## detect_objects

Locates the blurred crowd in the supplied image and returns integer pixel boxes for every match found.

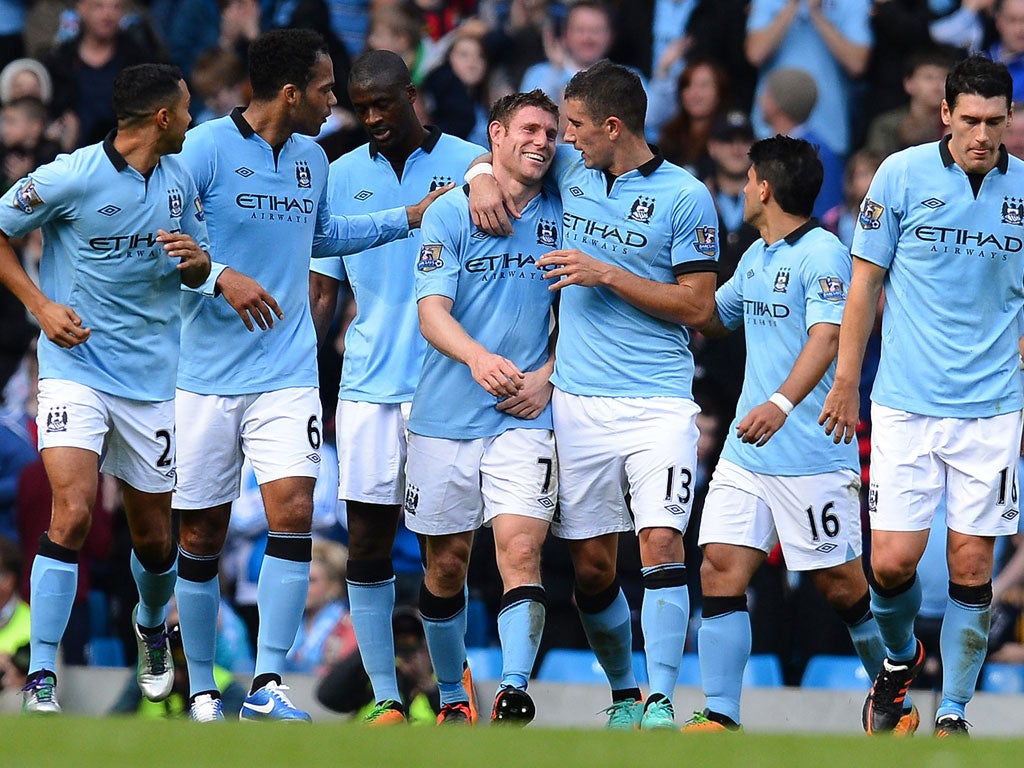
[2,0,1024,712]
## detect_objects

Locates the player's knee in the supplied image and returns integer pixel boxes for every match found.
[637,526,683,565]
[132,535,175,570]
[47,507,92,551]
[427,547,470,591]
[573,558,616,595]
[870,557,917,590]
[497,533,542,575]
[178,510,229,554]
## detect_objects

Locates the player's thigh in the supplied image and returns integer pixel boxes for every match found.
[174,390,247,509]
[698,459,779,555]
[943,410,1023,537]
[36,379,105,510]
[104,395,177,494]
[242,387,323,486]
[869,404,945,532]
[336,399,409,505]
[761,467,863,572]
[625,396,701,535]
[550,389,631,540]
[480,428,557,524]
[404,433,484,536]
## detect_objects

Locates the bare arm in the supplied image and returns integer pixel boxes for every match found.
[418,294,524,399]
[537,248,717,326]
[214,267,283,332]
[745,0,800,67]
[808,0,870,77]
[0,229,90,347]
[819,257,886,443]
[157,229,211,289]
[309,272,340,349]
[700,305,731,339]
[737,321,839,447]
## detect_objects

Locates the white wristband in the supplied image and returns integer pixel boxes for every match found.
[464,162,493,183]
[768,392,795,417]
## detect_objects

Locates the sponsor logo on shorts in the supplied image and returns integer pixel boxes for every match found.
[417,243,444,272]
[815,542,838,553]
[773,267,790,293]
[404,485,420,515]
[858,198,884,230]
[817,276,846,302]
[45,406,68,433]
[627,196,654,224]
[538,497,554,508]
[1002,509,1019,521]
[664,504,685,515]
[306,453,321,464]
[14,179,44,213]
[1002,197,1024,226]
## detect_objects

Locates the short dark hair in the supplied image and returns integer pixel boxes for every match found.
[904,45,959,79]
[248,29,329,101]
[112,63,184,123]
[349,49,411,92]
[489,89,558,132]
[748,135,823,218]
[945,54,1013,112]
[0,536,22,580]
[563,59,645,135]
[3,95,48,123]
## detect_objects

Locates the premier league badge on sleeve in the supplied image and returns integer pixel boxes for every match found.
[817,276,846,302]
[691,226,717,257]
[13,179,43,214]
[858,198,884,230]
[417,243,444,272]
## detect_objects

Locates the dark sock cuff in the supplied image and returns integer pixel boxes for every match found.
[346,557,394,585]
[37,533,78,564]
[575,578,621,615]
[178,547,220,582]
[250,673,281,694]
[611,687,642,703]
[499,585,547,613]
[949,580,992,607]
[868,570,917,599]
[135,547,177,575]
[419,583,466,621]
[642,563,687,590]
[702,595,748,619]
[265,531,312,563]
[837,592,873,626]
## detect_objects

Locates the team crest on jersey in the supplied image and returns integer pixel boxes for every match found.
[858,198,884,230]
[295,161,311,189]
[45,406,68,433]
[404,484,420,515]
[628,196,655,223]
[193,196,205,222]
[430,175,453,192]
[536,218,558,246]
[1001,197,1024,226]
[168,188,183,218]
[773,267,791,293]
[13,179,43,213]
[417,243,444,272]
[691,226,717,257]
[817,276,846,302]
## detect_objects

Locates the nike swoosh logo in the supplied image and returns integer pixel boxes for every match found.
[243,700,277,714]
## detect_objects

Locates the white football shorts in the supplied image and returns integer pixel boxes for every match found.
[335,399,411,505]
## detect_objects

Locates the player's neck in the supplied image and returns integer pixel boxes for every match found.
[494,167,542,211]
[760,209,809,246]
[112,127,161,176]
[241,101,293,151]
[379,124,430,177]
[606,135,654,178]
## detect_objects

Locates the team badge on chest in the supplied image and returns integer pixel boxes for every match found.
[295,160,311,188]
[628,196,655,223]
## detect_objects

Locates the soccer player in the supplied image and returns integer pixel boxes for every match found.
[172,30,442,723]
[0,63,210,714]
[684,135,916,734]
[308,50,485,726]
[470,60,719,729]
[820,55,1024,737]
[407,89,560,727]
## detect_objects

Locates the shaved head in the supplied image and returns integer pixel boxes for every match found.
[349,49,411,91]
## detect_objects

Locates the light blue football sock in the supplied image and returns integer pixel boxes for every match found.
[175,548,221,696]
[496,585,546,691]
[254,538,310,677]
[29,555,78,674]
[844,609,914,712]
[641,564,689,699]
[869,573,922,662]
[937,582,991,719]
[698,605,750,724]
[130,549,176,629]
[577,587,636,692]
[347,576,400,704]
[420,585,468,706]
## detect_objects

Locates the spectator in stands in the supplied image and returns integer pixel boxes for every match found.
[0,58,52,106]
[658,58,731,180]
[929,0,996,53]
[0,536,29,694]
[189,48,248,124]
[987,0,1024,100]
[861,0,935,129]
[480,0,555,95]
[366,4,430,85]
[1,97,61,195]
[1004,99,1024,157]
[43,0,157,148]
[168,0,258,79]
[286,539,350,674]
[758,67,843,220]
[421,30,494,147]
[822,149,884,250]
[866,48,954,159]
[746,0,872,157]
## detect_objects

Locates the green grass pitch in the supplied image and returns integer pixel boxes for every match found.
[0,717,1019,768]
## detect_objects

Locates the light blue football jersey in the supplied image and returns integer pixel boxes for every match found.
[717,223,858,475]
[548,144,719,398]
[311,128,485,403]
[853,138,1024,417]
[176,109,410,396]
[407,187,560,439]
[0,136,210,402]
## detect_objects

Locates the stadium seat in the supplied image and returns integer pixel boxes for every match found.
[980,663,1024,695]
[536,648,649,684]
[744,654,784,687]
[801,655,871,690]
[86,637,126,667]
[465,647,504,681]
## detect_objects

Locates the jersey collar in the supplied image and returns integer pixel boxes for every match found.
[230,107,256,138]
[783,219,819,245]
[939,134,1009,174]
[102,130,130,172]
[369,125,441,159]
[601,146,665,192]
